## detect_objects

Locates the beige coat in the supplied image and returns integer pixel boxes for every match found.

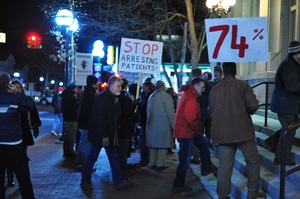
[146,90,175,148]
[208,76,259,144]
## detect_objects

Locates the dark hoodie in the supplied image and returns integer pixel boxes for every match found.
[61,88,78,122]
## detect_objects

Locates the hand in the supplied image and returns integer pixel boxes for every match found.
[102,137,109,147]
[33,130,39,138]
[33,125,39,138]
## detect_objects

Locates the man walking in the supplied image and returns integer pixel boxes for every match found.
[76,75,98,167]
[266,41,300,165]
[209,62,266,199]
[81,75,135,190]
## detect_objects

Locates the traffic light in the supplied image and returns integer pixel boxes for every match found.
[27,32,42,49]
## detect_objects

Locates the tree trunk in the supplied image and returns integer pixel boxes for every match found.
[185,0,199,69]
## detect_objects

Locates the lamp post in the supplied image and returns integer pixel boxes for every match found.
[55,9,78,84]
[92,40,105,82]
[206,0,236,16]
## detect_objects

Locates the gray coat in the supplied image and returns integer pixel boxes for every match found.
[146,90,175,148]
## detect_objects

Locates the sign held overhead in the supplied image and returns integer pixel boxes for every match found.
[119,38,163,74]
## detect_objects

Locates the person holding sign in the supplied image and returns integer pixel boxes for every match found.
[209,62,266,199]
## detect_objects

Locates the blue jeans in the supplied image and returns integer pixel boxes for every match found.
[52,113,63,134]
[173,138,194,187]
[76,129,91,165]
[193,134,212,174]
[82,144,123,185]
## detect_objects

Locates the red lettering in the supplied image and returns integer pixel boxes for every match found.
[209,25,229,59]
[142,44,151,55]
[151,44,159,55]
[133,42,141,54]
[124,41,132,53]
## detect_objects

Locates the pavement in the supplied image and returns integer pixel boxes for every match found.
[4,106,213,199]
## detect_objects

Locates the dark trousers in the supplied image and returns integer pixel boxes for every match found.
[275,113,300,160]
[82,144,123,185]
[139,126,149,164]
[194,134,212,174]
[0,144,34,199]
[173,138,194,187]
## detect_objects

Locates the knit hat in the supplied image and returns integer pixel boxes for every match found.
[86,75,98,86]
[66,82,77,90]
[288,41,300,54]
[191,68,202,78]
[214,65,222,73]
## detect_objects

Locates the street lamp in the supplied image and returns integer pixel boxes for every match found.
[55,9,78,84]
[206,0,236,16]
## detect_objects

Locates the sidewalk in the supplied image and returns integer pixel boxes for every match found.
[4,133,212,199]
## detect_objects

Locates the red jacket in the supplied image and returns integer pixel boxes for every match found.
[173,83,201,138]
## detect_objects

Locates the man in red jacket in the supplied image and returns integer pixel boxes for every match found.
[172,77,217,194]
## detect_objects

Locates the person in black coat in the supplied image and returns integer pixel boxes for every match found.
[61,82,78,157]
[76,75,98,167]
[81,75,135,190]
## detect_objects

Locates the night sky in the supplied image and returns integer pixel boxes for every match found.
[0,0,51,53]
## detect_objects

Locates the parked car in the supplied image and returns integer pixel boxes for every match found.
[34,94,54,106]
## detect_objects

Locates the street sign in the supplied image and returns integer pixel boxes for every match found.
[75,53,93,85]
[119,38,163,74]
[205,17,268,62]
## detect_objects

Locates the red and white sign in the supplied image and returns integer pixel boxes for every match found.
[119,38,163,74]
[205,17,268,62]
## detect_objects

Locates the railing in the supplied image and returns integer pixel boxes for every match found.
[279,121,300,199]
[251,81,274,126]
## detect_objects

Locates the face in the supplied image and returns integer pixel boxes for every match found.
[109,80,122,95]
[214,71,222,81]
[194,81,205,95]
[13,83,23,94]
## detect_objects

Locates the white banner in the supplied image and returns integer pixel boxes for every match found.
[119,38,163,74]
[75,53,93,86]
[205,17,268,62]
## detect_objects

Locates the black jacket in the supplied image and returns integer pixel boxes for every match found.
[118,91,136,139]
[61,89,78,122]
[88,88,120,147]
[270,54,300,115]
[52,93,62,114]
[77,86,96,129]
[21,101,42,146]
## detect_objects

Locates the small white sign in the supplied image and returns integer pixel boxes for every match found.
[75,53,93,85]
[119,38,163,74]
[205,17,268,62]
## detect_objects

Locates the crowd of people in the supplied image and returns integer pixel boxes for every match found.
[2,41,300,198]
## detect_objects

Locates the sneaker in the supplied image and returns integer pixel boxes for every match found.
[116,179,136,190]
[247,190,266,199]
[80,180,93,190]
[172,185,193,194]
[51,131,58,136]
[273,158,296,166]
[202,165,218,176]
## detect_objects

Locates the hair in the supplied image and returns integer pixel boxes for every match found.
[191,68,202,78]
[121,78,128,90]
[107,75,122,87]
[11,79,25,94]
[203,71,212,80]
[214,65,222,73]
[191,77,205,85]
[0,72,11,92]
[143,81,154,91]
[222,62,237,76]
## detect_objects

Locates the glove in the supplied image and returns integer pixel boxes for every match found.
[33,124,39,138]
[102,137,109,147]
